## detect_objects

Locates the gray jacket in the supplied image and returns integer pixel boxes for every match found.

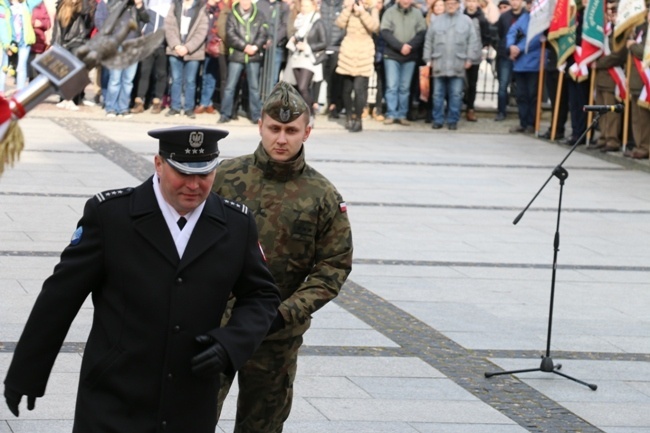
[422,12,478,77]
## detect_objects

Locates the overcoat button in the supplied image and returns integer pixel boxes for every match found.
[167,373,173,380]
[176,277,183,284]
[161,421,167,429]
[173,325,180,333]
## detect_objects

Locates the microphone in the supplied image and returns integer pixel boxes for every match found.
[582,104,624,113]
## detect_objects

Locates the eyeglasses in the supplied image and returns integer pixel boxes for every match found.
[607,7,617,12]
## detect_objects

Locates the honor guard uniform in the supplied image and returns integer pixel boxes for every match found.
[213,82,354,431]
[4,126,280,433]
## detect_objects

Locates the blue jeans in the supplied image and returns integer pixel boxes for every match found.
[496,57,513,116]
[384,59,415,120]
[514,71,538,128]
[270,47,283,88]
[169,56,200,112]
[0,51,8,93]
[432,76,464,125]
[15,45,31,91]
[105,62,138,114]
[220,61,261,120]
[199,57,220,107]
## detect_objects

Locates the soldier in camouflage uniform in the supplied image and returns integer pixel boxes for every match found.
[212,81,353,432]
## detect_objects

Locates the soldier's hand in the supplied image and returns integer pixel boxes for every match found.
[192,335,230,378]
[4,386,36,417]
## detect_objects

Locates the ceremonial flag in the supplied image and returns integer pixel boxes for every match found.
[613,0,646,52]
[548,0,577,65]
[569,0,605,81]
[643,26,650,68]
[526,0,556,52]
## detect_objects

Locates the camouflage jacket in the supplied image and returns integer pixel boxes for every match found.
[213,143,353,339]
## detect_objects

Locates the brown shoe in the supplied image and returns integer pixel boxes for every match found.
[372,107,385,122]
[397,118,411,126]
[131,97,144,114]
[150,98,162,114]
[631,149,650,159]
[466,109,477,122]
[600,145,621,153]
[361,106,369,119]
[194,105,206,114]
[205,105,216,114]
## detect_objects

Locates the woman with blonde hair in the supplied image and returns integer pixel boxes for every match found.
[335,0,379,132]
[425,0,444,25]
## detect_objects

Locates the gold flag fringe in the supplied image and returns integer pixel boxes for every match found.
[0,120,25,176]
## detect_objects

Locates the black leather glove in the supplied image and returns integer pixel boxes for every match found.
[267,311,285,335]
[4,386,36,417]
[191,335,230,378]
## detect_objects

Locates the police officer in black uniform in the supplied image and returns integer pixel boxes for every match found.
[3,126,280,433]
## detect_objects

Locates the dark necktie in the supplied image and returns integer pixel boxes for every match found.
[177,216,187,230]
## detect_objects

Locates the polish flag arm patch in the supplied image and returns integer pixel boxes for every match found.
[339,202,347,213]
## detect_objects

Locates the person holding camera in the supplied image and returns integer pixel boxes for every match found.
[283,0,327,123]
[335,0,380,132]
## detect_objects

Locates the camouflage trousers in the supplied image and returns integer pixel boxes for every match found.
[217,334,303,433]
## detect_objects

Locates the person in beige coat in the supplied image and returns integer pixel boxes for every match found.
[164,0,209,118]
[335,0,379,132]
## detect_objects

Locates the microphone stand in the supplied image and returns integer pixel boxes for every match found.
[484,110,605,391]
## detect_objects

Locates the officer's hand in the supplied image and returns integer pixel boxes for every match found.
[192,335,230,378]
[4,386,36,417]
[267,311,285,335]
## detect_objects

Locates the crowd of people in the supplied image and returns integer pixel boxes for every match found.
[1,0,649,159]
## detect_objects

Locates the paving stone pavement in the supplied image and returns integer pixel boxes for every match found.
[0,99,649,432]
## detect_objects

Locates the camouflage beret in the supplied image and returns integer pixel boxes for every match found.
[262,81,309,123]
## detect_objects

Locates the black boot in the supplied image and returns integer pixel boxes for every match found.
[344,116,352,130]
[350,119,363,132]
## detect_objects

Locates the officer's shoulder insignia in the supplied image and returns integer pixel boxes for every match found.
[70,226,83,246]
[94,187,134,204]
[223,199,249,215]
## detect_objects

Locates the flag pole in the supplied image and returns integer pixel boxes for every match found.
[551,68,565,141]
[535,40,547,137]
[623,52,632,152]
[586,64,596,144]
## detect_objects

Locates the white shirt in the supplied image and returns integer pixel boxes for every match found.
[152,175,206,258]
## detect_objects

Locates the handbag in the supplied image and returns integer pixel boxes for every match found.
[419,65,431,103]
[205,33,222,57]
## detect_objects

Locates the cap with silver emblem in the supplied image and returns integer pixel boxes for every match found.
[262,81,309,123]
[148,126,229,175]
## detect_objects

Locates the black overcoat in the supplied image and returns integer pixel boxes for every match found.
[4,177,280,433]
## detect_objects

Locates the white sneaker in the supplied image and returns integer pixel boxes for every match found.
[118,113,133,119]
[82,99,96,107]
[67,102,79,111]
[56,100,67,109]
[106,112,116,118]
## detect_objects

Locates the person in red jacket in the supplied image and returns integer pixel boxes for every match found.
[27,1,51,80]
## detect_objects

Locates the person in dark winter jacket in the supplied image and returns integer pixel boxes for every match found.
[217,0,267,123]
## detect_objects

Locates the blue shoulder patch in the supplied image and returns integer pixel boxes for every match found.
[94,187,134,204]
[70,226,83,246]
[223,199,249,215]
